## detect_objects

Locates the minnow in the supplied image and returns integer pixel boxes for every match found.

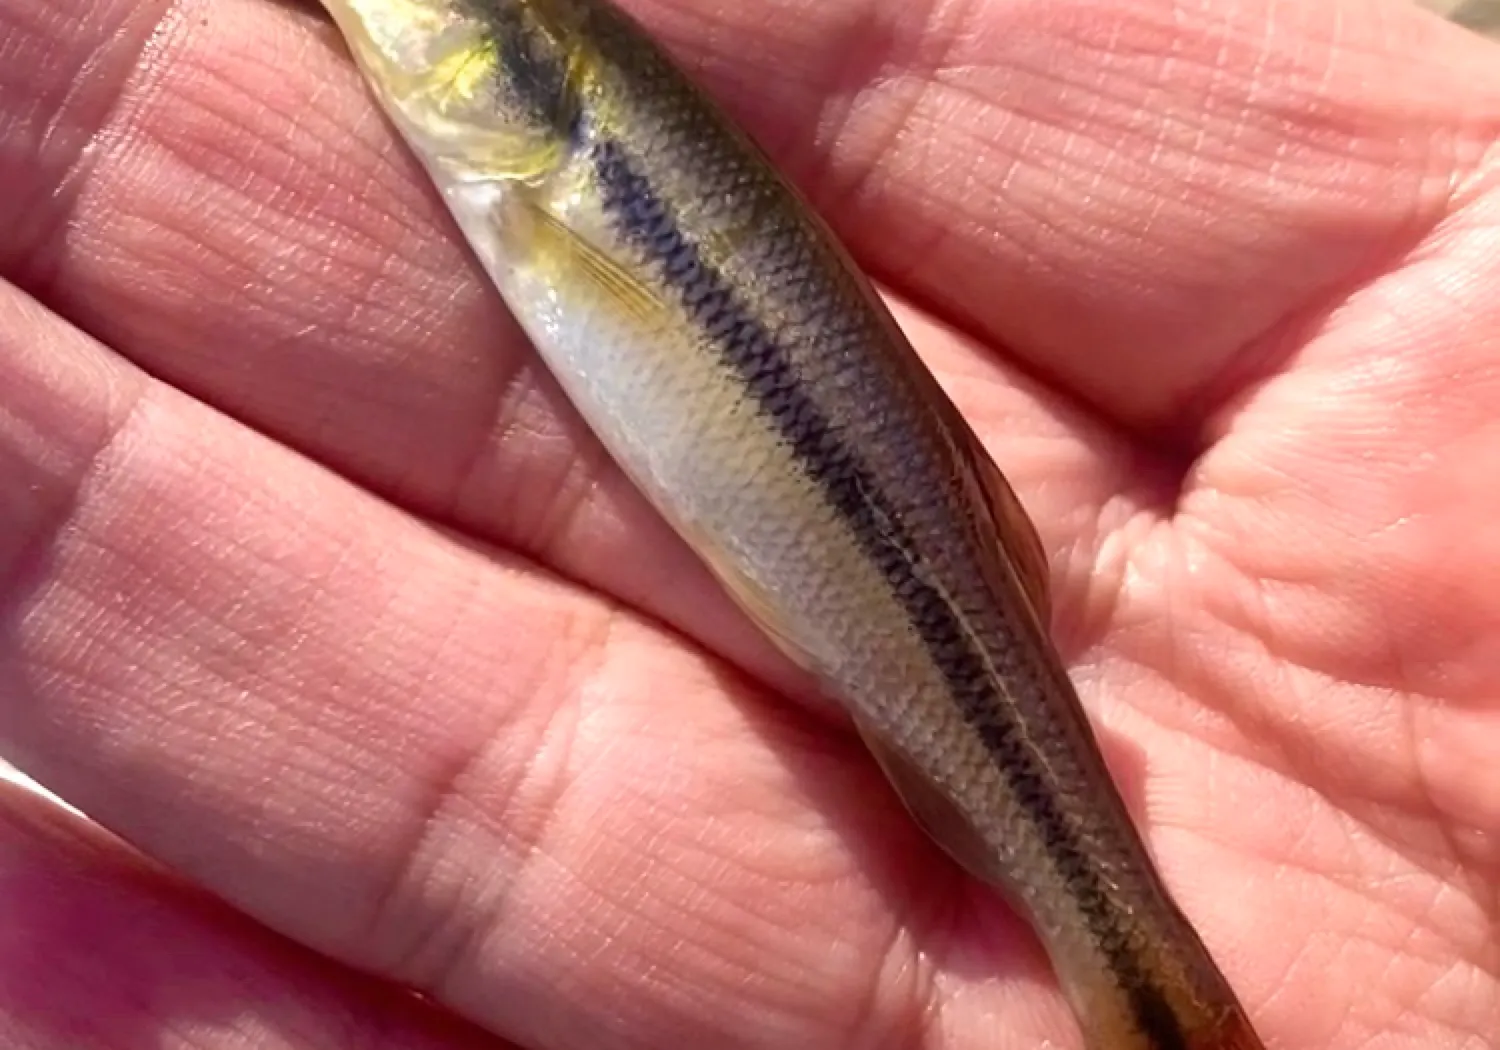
[314,1,1267,1046]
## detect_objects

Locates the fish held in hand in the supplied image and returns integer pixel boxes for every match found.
[314,1,1268,1046]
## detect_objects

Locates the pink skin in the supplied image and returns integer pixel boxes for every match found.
[1,0,1498,1047]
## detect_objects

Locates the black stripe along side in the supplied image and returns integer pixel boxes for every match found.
[586,130,1188,1050]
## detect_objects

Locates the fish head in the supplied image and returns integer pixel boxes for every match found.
[318,0,581,181]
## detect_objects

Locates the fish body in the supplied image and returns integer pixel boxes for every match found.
[316,1,1266,1046]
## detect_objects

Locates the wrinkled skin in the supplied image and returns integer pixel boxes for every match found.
[2,0,1499,1047]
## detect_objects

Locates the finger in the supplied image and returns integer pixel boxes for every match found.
[19,0,1484,439]
[0,780,502,1050]
[4,0,1117,702]
[4,0,1494,470]
[0,0,819,700]
[0,281,1031,1049]
[636,0,1500,428]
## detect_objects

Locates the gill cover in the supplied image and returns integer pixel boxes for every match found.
[322,0,584,180]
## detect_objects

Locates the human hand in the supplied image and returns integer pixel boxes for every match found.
[2,0,1497,1047]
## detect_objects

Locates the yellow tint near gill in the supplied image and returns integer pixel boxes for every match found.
[419,15,583,181]
[421,37,498,114]
[419,43,573,178]
[318,0,451,93]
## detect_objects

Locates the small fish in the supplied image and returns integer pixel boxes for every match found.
[314,1,1267,1046]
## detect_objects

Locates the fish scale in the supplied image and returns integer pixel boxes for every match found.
[316,1,1269,1046]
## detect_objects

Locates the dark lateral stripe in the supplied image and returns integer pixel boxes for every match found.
[587,134,1185,1048]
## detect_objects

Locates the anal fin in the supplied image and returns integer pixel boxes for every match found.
[851,716,1014,893]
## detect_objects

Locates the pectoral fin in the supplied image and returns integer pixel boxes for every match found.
[516,199,674,327]
[509,202,818,674]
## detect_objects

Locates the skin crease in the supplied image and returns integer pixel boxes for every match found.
[0,0,1498,1046]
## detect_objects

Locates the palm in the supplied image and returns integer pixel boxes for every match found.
[2,0,1497,1047]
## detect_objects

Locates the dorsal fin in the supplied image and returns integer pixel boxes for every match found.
[957,427,1053,626]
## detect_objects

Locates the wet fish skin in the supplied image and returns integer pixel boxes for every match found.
[314,1,1267,1046]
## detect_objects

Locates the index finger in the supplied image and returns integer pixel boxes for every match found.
[10,0,1495,423]
[1,0,1493,668]
[656,0,1500,427]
